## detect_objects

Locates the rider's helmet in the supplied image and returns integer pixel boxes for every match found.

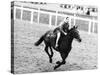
[64,17,69,23]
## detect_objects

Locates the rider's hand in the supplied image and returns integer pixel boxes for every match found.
[64,32,67,35]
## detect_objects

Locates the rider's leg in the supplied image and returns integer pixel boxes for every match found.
[55,32,61,48]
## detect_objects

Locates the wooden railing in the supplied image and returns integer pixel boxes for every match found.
[12,4,98,34]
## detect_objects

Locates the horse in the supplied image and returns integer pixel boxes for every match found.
[34,26,82,70]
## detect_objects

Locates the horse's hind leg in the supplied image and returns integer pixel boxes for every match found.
[44,45,53,63]
[49,46,53,63]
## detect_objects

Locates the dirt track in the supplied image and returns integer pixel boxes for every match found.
[13,20,98,74]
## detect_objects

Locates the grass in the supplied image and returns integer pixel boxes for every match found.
[12,20,98,74]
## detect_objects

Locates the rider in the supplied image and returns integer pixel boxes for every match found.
[54,17,70,49]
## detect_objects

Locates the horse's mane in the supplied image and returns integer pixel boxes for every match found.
[69,26,78,32]
[67,26,78,36]
[68,27,75,33]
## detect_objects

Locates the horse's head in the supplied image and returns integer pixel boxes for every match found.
[69,26,82,42]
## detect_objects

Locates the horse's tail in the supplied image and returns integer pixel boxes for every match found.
[34,34,45,46]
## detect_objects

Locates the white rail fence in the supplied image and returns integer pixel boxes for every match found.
[12,5,98,34]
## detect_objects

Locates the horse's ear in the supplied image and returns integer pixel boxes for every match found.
[73,26,75,28]
[75,26,78,29]
[72,26,78,29]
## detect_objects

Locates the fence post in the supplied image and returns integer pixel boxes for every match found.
[92,17,95,33]
[37,8,40,24]
[30,11,33,24]
[73,13,76,26]
[88,21,91,34]
[49,13,52,27]
[55,11,58,26]
[20,6,23,20]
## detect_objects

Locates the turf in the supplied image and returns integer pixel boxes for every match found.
[13,20,98,74]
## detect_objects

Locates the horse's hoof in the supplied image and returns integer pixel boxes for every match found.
[56,61,61,64]
[49,59,52,63]
[62,61,66,64]
[54,66,57,70]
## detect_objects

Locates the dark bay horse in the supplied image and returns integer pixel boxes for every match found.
[34,26,82,70]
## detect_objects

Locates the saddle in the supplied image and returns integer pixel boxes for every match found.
[46,31,56,38]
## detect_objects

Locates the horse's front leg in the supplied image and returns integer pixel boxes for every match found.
[49,46,54,63]
[44,45,53,63]
[56,52,67,65]
[54,52,68,70]
[60,52,68,64]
